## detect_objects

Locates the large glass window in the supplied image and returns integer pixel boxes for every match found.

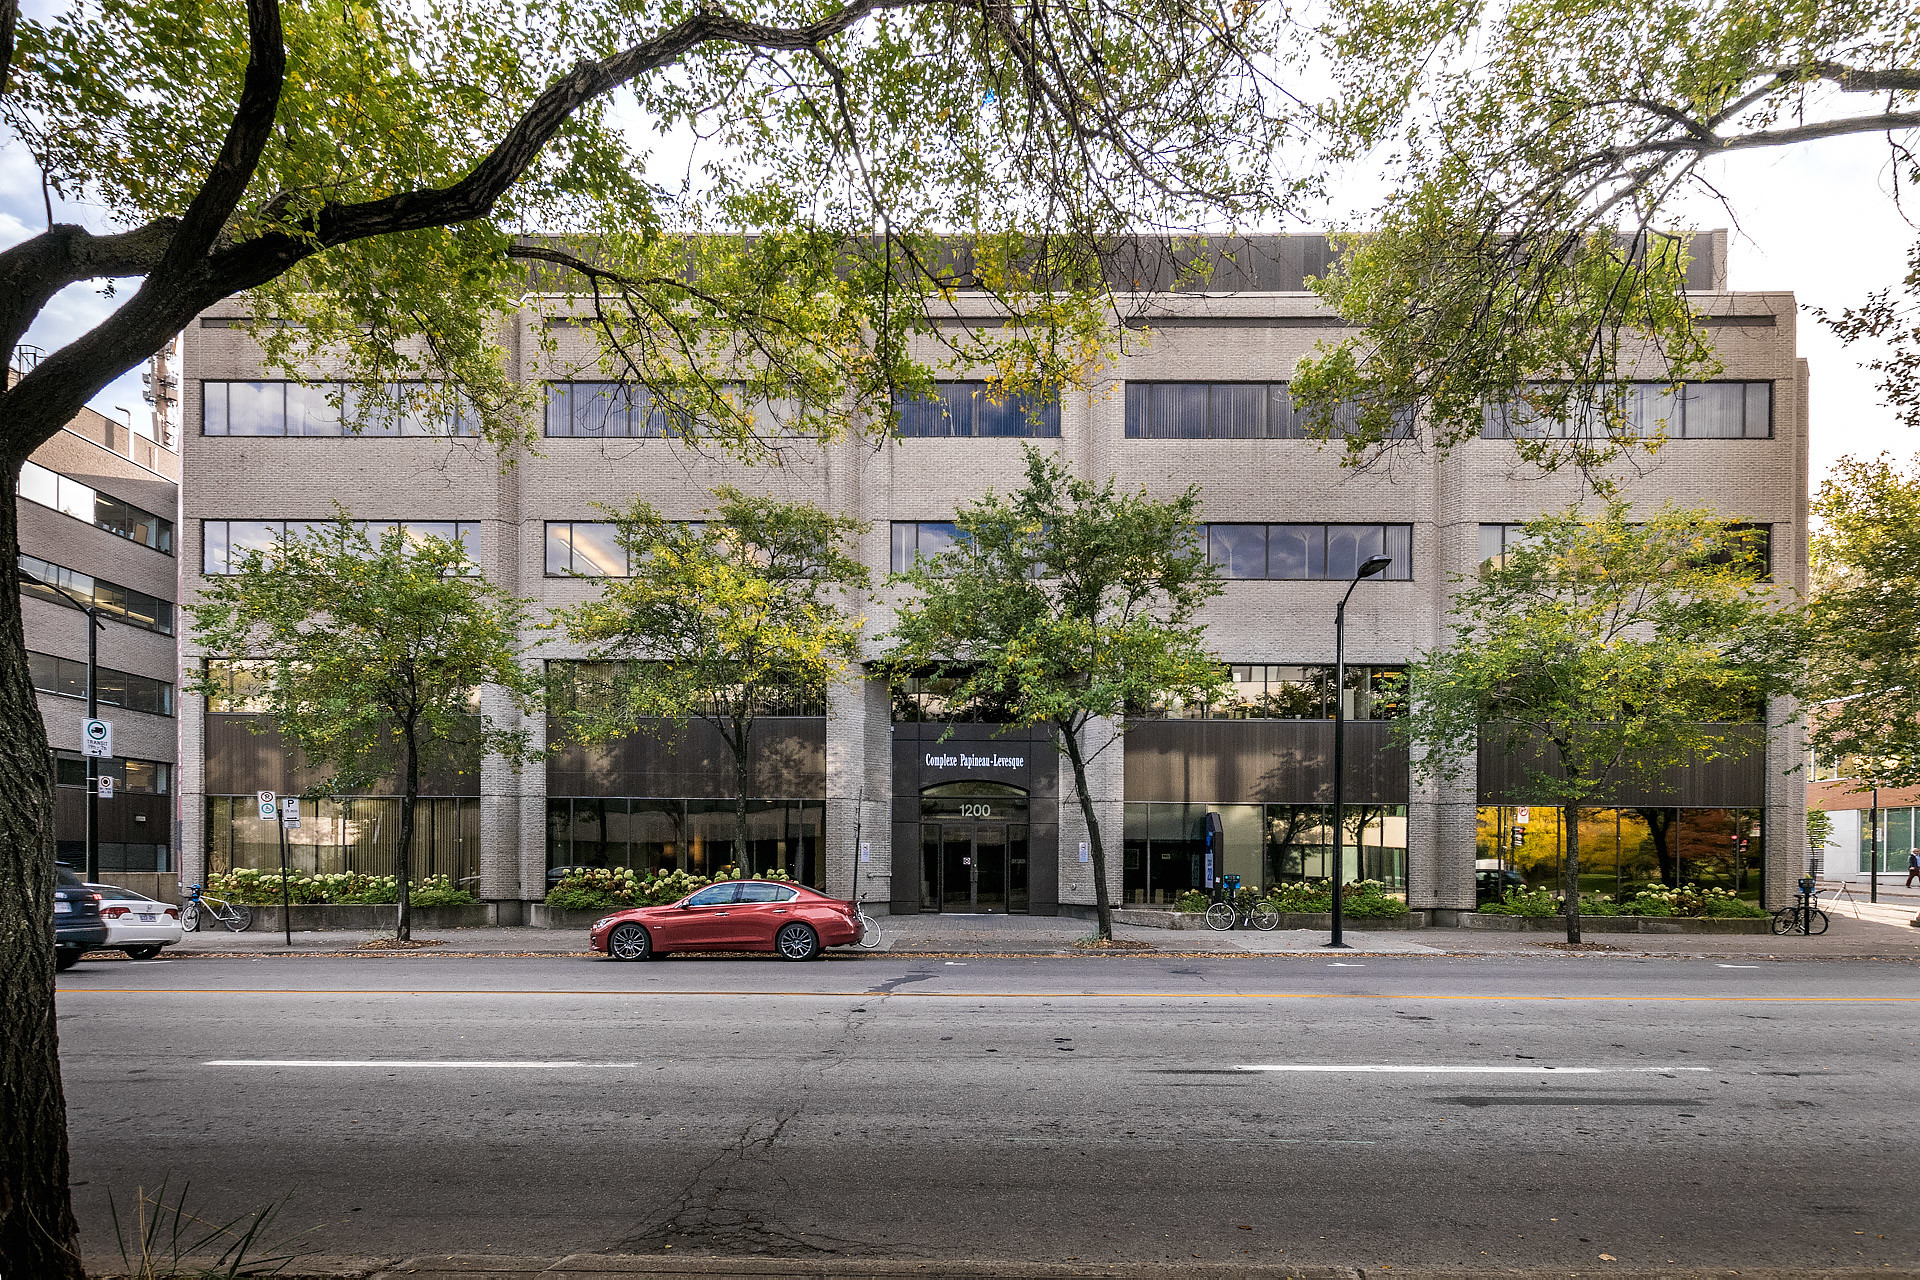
[202,381,479,437]
[888,521,968,572]
[1197,524,1412,581]
[18,554,173,635]
[543,796,825,889]
[1481,381,1773,440]
[28,651,174,716]
[1476,805,1764,900]
[55,751,170,793]
[1479,521,1771,579]
[893,382,1060,438]
[17,462,173,553]
[1149,663,1404,721]
[206,795,479,881]
[202,520,479,574]
[1120,801,1407,903]
[1124,382,1414,440]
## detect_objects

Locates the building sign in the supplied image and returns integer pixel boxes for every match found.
[924,751,1026,771]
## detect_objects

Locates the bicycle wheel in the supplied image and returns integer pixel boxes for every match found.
[1770,908,1796,936]
[1809,909,1830,936]
[180,901,201,932]
[1204,902,1235,931]
[857,910,883,950]
[221,903,254,932]
[1250,902,1281,931]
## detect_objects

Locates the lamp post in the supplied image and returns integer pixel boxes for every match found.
[1327,553,1395,950]
[1870,783,1880,904]
[22,567,108,880]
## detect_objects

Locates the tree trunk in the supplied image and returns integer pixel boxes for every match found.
[0,480,86,1278]
[1563,801,1582,945]
[1061,721,1113,940]
[1636,807,1676,885]
[397,731,417,942]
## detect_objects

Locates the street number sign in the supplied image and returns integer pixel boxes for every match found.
[96,774,114,799]
[281,797,301,829]
[257,790,277,821]
[81,717,112,758]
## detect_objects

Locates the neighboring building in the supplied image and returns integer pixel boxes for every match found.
[176,232,1808,917]
[1806,762,1920,888]
[16,386,180,876]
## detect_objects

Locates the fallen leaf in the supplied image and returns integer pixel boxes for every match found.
[1600,1255,1616,1262]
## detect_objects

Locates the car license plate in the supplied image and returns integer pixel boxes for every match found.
[140,914,156,923]
[54,901,71,914]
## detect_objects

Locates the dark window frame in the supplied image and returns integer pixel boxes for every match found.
[17,460,174,554]
[28,650,175,717]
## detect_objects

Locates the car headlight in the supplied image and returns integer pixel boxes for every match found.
[593,917,616,931]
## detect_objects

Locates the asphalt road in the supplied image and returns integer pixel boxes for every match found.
[54,952,1920,1271]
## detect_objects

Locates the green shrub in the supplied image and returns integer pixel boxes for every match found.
[1703,894,1767,918]
[1479,887,1562,917]
[1260,878,1406,917]
[1172,890,1210,914]
[543,863,796,911]
[409,876,478,907]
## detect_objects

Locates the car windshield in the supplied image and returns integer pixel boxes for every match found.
[684,884,738,907]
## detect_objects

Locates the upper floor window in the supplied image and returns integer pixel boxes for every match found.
[18,554,173,635]
[544,521,707,577]
[1199,524,1413,581]
[1478,521,1772,579]
[1482,381,1773,441]
[893,382,1060,438]
[1146,663,1406,721]
[548,659,823,716]
[1124,382,1413,440]
[28,651,175,717]
[17,461,174,553]
[888,521,968,573]
[202,520,479,575]
[201,381,479,437]
[54,751,171,793]
[545,382,682,438]
[889,666,1019,723]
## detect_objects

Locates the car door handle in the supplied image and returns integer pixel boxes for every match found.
[774,909,788,914]
[714,911,729,916]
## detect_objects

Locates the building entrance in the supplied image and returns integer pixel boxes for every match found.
[919,782,1029,913]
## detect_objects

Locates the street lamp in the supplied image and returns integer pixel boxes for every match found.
[1327,553,1395,950]
[21,567,108,881]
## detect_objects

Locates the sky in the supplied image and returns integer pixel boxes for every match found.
[1,64,1913,493]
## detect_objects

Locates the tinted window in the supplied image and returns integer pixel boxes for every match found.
[684,884,739,907]
[736,883,798,903]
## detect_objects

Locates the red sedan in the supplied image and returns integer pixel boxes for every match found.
[589,880,860,962]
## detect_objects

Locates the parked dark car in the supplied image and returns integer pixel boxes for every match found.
[590,880,861,961]
[53,866,107,971]
[1475,861,1525,903]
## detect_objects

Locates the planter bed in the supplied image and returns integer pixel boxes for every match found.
[530,904,618,931]
[1113,908,1417,931]
[1461,913,1768,935]
[237,904,491,932]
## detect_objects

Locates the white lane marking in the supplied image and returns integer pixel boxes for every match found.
[945,961,966,966]
[204,1059,615,1068]
[1328,962,1367,967]
[1716,964,1762,969]
[1236,1064,1713,1074]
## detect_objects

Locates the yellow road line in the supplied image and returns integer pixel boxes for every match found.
[59,988,1920,1003]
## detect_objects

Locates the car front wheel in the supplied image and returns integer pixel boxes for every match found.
[776,922,820,961]
[607,922,652,961]
[54,949,81,972]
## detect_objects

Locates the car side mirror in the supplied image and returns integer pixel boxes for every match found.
[679,901,692,910]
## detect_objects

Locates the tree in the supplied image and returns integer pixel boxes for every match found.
[1807,453,1920,789]
[555,488,868,869]
[0,2,1290,1269]
[1293,0,1919,474]
[885,446,1227,940]
[1401,501,1802,943]
[185,517,543,941]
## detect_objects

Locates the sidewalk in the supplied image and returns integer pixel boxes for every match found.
[146,907,1920,961]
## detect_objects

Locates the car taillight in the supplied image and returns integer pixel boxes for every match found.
[164,907,179,918]
[101,906,128,918]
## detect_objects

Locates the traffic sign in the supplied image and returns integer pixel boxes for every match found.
[281,797,301,829]
[81,718,112,758]
[96,774,114,799]
[257,789,277,821]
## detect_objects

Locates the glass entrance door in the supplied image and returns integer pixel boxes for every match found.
[941,824,975,911]
[974,825,1006,912]
[929,822,1010,912]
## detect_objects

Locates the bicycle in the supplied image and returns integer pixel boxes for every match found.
[854,901,883,950]
[1770,889,1830,937]
[1204,892,1280,931]
[180,883,254,933]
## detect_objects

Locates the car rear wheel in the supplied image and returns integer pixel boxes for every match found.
[126,945,161,960]
[54,949,81,972]
[607,922,652,961]
[776,922,820,961]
